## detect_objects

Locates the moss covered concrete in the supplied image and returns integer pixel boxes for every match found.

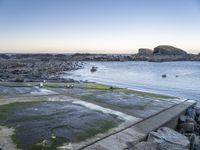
[0,81,179,150]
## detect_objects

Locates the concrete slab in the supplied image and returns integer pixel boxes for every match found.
[0,82,194,150]
[82,100,196,150]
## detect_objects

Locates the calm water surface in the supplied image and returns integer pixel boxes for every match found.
[66,61,200,101]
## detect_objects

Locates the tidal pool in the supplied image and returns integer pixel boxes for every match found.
[0,101,122,150]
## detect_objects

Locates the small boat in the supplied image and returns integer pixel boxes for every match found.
[91,66,98,72]
[162,74,167,78]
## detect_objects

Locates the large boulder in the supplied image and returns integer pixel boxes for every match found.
[138,48,153,56]
[148,127,190,150]
[153,45,187,56]
[131,127,190,150]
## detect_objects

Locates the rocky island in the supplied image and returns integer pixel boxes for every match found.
[134,45,200,62]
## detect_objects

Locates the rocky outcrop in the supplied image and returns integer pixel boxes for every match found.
[138,48,153,56]
[153,45,187,56]
[134,45,197,62]
[0,55,83,82]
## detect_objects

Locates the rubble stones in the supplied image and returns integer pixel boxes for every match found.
[132,127,190,150]
[0,55,83,82]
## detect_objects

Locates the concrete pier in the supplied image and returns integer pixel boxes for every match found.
[81,100,196,150]
[0,82,196,150]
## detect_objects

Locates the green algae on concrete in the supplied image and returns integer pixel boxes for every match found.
[113,88,174,99]
[70,88,177,118]
[0,100,122,150]
[85,83,114,90]
[1,81,173,99]
[0,81,178,149]
[73,119,120,142]
[43,82,77,88]
[83,82,174,99]
[12,133,69,150]
[0,101,41,120]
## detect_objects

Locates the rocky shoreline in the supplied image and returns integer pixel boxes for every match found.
[0,45,199,82]
[0,54,83,82]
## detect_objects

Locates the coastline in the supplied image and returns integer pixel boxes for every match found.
[0,45,199,83]
[0,45,199,149]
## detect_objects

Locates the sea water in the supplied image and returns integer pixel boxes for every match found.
[65,61,200,101]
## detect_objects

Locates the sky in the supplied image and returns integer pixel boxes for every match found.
[0,0,200,54]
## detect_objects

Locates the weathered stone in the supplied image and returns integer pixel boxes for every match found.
[153,45,187,56]
[148,127,190,150]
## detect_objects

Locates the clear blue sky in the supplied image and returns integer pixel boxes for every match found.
[0,0,200,53]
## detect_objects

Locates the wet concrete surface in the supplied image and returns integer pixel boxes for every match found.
[0,85,57,97]
[0,101,122,149]
[54,88,177,118]
[95,93,176,118]
[0,86,37,95]
[0,82,181,149]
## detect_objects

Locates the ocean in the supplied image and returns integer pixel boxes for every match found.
[65,61,200,101]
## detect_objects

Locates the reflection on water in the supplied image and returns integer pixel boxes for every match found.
[65,61,200,100]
